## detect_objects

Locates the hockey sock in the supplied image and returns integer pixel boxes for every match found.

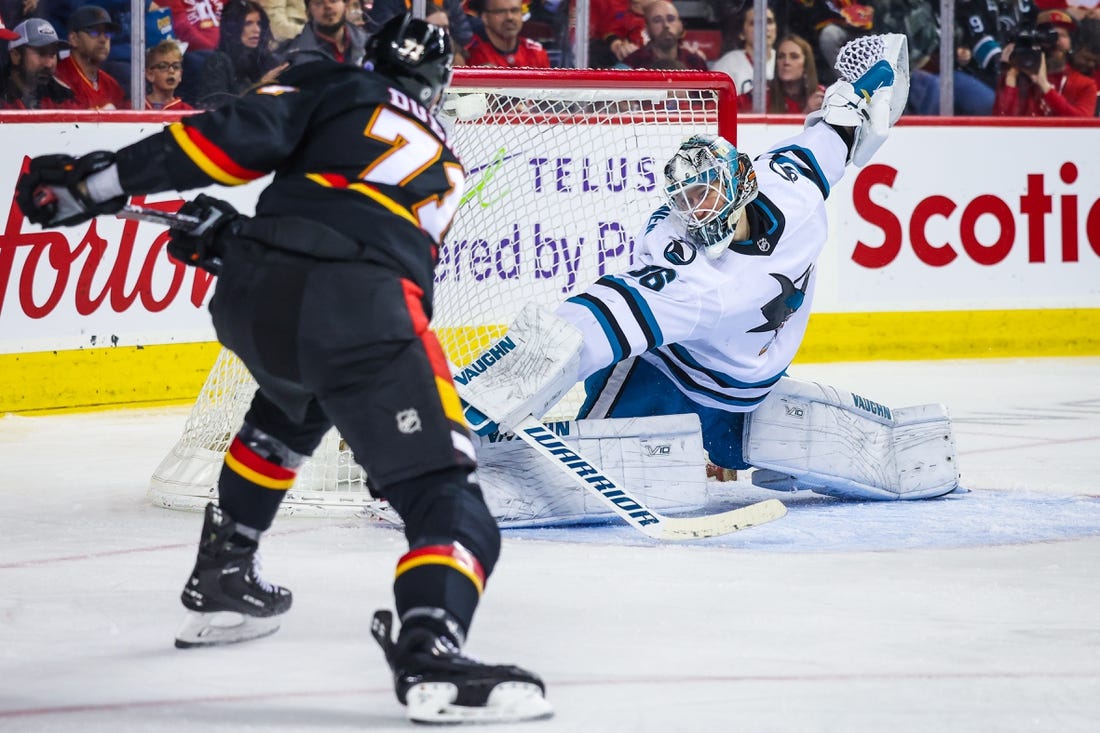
[217,425,303,531]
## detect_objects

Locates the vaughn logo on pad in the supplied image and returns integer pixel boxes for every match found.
[453,337,516,385]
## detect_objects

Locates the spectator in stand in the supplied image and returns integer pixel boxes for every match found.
[94,0,137,99]
[2,18,79,109]
[281,0,368,65]
[872,0,998,115]
[144,38,192,109]
[738,33,824,113]
[1072,14,1100,113]
[370,0,473,50]
[590,0,650,68]
[56,5,127,109]
[956,0,1035,91]
[711,4,777,96]
[788,0,875,84]
[1,0,36,26]
[0,0,36,86]
[622,0,707,70]
[159,0,223,104]
[465,0,549,67]
[196,0,286,107]
[994,8,1098,115]
[161,0,224,49]
[257,0,306,41]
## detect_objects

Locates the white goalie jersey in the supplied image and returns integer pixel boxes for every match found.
[556,122,849,412]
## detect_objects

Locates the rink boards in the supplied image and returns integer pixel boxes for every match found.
[1,116,1098,412]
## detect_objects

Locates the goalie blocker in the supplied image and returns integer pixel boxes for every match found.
[744,378,960,501]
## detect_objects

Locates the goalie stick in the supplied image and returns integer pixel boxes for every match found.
[490,414,786,540]
[121,202,787,540]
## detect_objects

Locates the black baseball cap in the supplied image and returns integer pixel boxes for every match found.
[69,5,121,33]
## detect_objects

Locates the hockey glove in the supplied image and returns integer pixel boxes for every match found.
[166,194,241,275]
[16,151,128,228]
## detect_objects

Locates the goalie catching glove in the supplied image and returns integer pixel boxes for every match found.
[16,151,128,228]
[166,194,241,275]
[807,33,910,166]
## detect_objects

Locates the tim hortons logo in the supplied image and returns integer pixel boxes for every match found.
[0,183,214,320]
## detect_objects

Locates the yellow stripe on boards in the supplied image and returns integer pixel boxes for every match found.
[3,309,1098,414]
[1,342,222,414]
[798,309,1100,362]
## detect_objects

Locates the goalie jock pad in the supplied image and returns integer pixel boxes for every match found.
[743,377,959,501]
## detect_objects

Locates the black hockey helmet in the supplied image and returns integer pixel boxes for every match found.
[365,12,453,110]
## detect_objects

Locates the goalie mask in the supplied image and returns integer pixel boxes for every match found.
[365,13,453,110]
[664,135,758,259]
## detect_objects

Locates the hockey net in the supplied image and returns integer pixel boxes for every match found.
[149,69,736,516]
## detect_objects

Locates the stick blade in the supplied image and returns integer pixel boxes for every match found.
[653,498,787,541]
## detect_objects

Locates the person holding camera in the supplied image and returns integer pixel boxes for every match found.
[993,9,1097,116]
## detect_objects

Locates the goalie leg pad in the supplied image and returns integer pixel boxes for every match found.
[473,413,712,527]
[452,303,584,433]
[743,378,959,500]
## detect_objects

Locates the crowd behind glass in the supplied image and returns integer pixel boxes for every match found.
[1,0,1098,115]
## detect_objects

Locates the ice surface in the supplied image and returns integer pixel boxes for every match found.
[2,358,1099,732]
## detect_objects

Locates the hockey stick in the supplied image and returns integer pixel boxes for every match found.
[123,204,787,539]
[488,413,786,540]
[117,204,203,229]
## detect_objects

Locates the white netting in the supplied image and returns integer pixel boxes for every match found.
[834,35,886,82]
[149,71,731,516]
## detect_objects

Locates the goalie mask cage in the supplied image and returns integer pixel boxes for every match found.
[149,69,737,516]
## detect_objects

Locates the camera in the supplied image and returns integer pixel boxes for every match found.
[1009,24,1061,75]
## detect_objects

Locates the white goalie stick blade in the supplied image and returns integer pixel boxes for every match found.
[512,415,786,540]
[405,680,554,725]
[174,610,282,649]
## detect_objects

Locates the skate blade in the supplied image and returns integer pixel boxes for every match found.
[406,681,554,724]
[174,610,282,649]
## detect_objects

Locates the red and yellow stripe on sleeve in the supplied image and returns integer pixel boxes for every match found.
[168,122,266,186]
[395,543,486,595]
[224,437,297,490]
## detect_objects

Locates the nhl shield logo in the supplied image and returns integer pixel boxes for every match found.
[396,408,422,434]
[664,239,697,266]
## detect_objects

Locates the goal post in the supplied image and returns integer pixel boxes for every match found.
[149,69,738,516]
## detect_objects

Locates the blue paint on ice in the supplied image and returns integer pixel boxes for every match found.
[502,490,1100,552]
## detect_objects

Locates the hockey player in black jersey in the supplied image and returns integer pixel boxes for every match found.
[15,12,551,725]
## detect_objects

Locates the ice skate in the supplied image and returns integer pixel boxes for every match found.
[371,609,553,724]
[174,502,292,649]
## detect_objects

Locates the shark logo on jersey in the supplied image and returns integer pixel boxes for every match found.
[748,264,812,335]
[769,157,800,182]
[663,239,697,266]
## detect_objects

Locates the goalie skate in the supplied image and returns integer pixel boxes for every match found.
[371,610,553,724]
